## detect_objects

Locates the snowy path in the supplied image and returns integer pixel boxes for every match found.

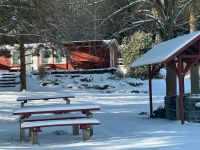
[0,89,200,150]
[0,71,199,150]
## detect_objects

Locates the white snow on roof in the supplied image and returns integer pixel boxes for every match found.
[131,31,200,68]
[21,118,100,128]
[103,39,115,44]
[1,43,51,50]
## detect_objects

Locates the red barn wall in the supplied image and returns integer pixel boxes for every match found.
[0,56,11,70]
[68,46,110,70]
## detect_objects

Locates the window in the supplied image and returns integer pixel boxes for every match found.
[13,52,20,64]
[55,51,63,63]
[41,51,49,64]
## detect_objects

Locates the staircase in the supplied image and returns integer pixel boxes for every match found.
[0,72,19,87]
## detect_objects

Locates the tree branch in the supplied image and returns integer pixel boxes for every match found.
[98,0,149,28]
[174,0,192,23]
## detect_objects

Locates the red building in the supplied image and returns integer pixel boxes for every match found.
[64,40,119,70]
[0,40,120,71]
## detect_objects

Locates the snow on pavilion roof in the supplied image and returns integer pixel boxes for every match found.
[131,31,200,68]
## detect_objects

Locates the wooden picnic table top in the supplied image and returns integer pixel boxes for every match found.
[13,104,100,115]
[17,94,75,102]
[21,118,100,129]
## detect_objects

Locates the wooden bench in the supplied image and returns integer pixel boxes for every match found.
[23,113,86,137]
[13,104,100,143]
[21,118,100,144]
[17,94,75,107]
[24,113,85,122]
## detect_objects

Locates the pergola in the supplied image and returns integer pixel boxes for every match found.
[131,31,200,124]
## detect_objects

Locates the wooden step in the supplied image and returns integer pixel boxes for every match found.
[0,85,16,87]
[0,79,16,82]
[0,82,19,85]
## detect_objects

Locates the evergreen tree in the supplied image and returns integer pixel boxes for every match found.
[0,0,55,91]
[122,31,155,77]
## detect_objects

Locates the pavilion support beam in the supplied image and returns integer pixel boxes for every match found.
[178,57,185,124]
[167,59,185,124]
[148,65,153,117]
[167,55,200,124]
[148,64,163,117]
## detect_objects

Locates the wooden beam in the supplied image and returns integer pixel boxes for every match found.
[177,57,185,124]
[148,65,153,117]
[164,36,200,64]
[183,58,199,76]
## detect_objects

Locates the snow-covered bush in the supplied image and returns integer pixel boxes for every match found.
[108,70,124,80]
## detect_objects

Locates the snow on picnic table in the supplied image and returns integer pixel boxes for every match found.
[0,71,200,150]
[13,104,100,114]
[21,118,100,128]
[17,93,75,101]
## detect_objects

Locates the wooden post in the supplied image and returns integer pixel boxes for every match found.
[89,113,93,136]
[83,127,90,141]
[63,98,70,104]
[21,100,27,107]
[85,111,91,118]
[72,125,79,135]
[29,128,33,138]
[178,57,185,124]
[148,65,153,117]
[20,118,25,141]
[85,112,93,136]
[21,102,24,107]
[32,131,38,144]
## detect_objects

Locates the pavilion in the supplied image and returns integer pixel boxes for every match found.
[131,31,200,124]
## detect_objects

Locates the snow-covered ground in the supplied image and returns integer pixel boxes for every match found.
[0,70,199,150]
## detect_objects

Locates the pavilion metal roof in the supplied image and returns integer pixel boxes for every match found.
[131,31,200,68]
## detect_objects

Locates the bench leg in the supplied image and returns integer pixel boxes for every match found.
[90,126,93,136]
[20,118,25,141]
[73,125,79,135]
[20,128,25,141]
[21,102,24,107]
[86,112,93,136]
[32,131,38,144]
[63,98,70,104]
[83,127,90,141]
[29,128,33,138]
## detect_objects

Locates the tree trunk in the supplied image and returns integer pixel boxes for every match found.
[189,0,200,94]
[163,24,177,96]
[19,42,27,91]
[154,0,177,96]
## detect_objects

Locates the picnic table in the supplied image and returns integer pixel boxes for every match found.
[17,94,75,107]
[13,104,100,116]
[13,104,100,144]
